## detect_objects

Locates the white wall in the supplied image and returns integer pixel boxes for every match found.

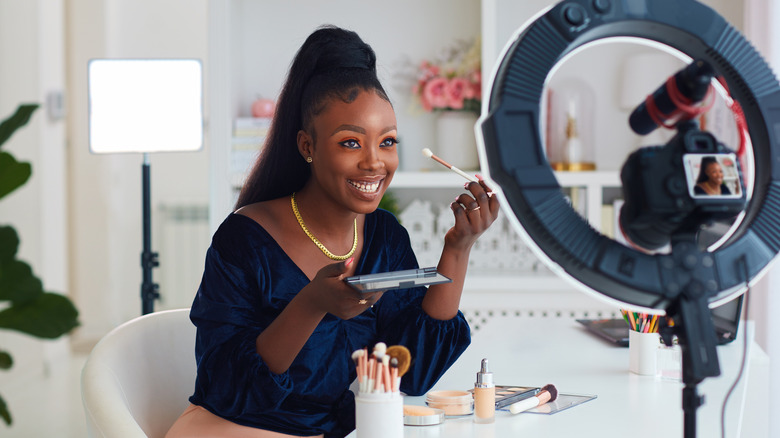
[66,0,209,345]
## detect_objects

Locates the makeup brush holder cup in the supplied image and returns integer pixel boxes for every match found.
[628,330,661,375]
[355,393,403,438]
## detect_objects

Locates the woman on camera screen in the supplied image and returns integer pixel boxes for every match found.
[694,156,731,196]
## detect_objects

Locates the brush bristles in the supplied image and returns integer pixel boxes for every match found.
[541,384,558,402]
[422,148,433,158]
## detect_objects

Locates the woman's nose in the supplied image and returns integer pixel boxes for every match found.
[360,146,383,170]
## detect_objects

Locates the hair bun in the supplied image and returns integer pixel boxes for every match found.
[310,26,376,74]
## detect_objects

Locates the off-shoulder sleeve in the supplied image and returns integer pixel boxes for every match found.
[188,222,294,419]
[370,211,472,396]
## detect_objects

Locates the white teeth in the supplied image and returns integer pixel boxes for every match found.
[349,180,381,193]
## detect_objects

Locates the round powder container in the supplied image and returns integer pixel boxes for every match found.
[425,390,474,416]
[403,405,445,426]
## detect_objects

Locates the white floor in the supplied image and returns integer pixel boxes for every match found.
[1,350,88,437]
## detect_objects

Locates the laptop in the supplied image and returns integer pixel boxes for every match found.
[577,294,743,347]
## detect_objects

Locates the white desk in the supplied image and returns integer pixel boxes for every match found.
[351,315,768,438]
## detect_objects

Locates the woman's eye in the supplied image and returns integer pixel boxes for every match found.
[340,139,361,149]
[380,137,398,148]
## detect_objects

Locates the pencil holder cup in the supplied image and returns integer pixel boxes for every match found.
[355,393,403,438]
[629,330,661,375]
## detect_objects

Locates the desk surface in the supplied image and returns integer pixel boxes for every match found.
[350,315,765,438]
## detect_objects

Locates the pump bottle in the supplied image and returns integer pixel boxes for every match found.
[473,358,495,423]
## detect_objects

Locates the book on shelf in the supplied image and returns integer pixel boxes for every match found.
[233,117,272,137]
[600,204,615,238]
[231,118,271,178]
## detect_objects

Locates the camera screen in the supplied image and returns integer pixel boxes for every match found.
[683,153,742,199]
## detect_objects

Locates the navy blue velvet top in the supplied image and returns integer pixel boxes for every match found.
[188,210,471,438]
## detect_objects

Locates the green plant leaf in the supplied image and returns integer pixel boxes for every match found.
[0,293,79,338]
[0,393,10,426]
[0,152,32,201]
[0,260,44,304]
[379,191,400,217]
[0,226,19,263]
[0,351,11,370]
[0,104,38,149]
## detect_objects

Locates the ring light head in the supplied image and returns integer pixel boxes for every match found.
[477,0,780,312]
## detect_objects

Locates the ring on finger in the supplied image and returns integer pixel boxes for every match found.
[467,206,481,213]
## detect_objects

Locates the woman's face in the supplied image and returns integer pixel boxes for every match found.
[705,162,724,185]
[301,89,399,213]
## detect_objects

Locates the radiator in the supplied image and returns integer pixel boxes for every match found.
[155,204,210,310]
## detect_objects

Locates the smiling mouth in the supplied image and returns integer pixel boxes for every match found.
[348,179,382,194]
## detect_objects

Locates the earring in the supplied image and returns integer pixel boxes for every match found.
[306,156,313,163]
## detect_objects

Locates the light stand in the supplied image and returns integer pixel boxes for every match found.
[140,153,160,314]
[88,59,203,315]
[665,236,724,438]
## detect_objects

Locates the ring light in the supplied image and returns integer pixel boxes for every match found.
[478,0,780,311]
[476,1,780,436]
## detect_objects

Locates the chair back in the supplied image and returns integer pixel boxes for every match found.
[82,308,196,438]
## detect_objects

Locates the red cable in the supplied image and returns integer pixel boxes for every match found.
[716,76,749,157]
[645,75,716,130]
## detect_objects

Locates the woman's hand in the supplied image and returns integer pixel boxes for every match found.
[300,259,383,320]
[257,259,382,374]
[445,178,500,251]
[422,178,499,320]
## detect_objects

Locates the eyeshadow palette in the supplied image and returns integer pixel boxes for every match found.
[468,385,539,409]
[495,386,540,409]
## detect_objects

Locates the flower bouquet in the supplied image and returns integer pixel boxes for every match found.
[413,38,481,114]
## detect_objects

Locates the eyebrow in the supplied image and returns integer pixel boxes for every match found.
[331,124,397,136]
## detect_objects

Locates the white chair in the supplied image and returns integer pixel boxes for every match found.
[81,308,196,438]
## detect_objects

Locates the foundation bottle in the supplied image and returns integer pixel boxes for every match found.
[473,358,495,424]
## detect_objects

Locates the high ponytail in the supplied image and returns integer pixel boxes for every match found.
[235,25,390,209]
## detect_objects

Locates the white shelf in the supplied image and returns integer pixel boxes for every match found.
[391,170,621,231]
[391,170,621,189]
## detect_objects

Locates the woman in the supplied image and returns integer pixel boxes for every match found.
[166,25,498,438]
[694,156,731,196]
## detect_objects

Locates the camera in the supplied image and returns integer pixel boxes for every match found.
[618,60,747,251]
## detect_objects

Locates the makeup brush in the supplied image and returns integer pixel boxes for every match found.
[422,148,479,183]
[508,384,558,414]
[386,345,411,377]
[352,349,366,392]
[390,357,399,392]
[382,355,392,393]
[351,350,363,380]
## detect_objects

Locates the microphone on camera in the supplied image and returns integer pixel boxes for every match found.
[628,59,716,135]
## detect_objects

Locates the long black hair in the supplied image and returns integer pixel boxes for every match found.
[696,156,719,184]
[235,25,390,209]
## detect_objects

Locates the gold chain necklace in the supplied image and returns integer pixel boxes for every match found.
[291,192,357,261]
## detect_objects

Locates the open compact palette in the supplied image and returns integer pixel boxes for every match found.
[493,386,540,409]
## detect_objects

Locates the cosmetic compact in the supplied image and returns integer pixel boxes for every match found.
[403,405,445,426]
[424,390,473,416]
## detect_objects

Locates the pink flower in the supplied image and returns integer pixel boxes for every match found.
[422,77,449,111]
[446,78,469,109]
[412,41,482,113]
[471,81,482,101]
[418,62,439,82]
